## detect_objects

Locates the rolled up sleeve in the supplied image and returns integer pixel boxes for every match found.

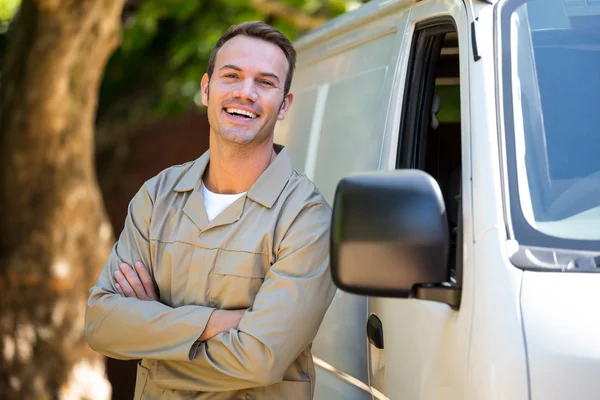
[153,203,337,391]
[85,182,215,361]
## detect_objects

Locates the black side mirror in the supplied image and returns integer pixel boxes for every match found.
[330,170,460,306]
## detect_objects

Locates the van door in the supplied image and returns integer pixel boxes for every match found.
[368,1,473,399]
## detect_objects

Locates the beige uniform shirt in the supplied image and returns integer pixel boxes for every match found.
[85,146,336,399]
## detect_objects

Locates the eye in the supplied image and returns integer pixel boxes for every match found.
[260,80,275,87]
[223,73,239,79]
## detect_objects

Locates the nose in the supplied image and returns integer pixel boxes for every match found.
[232,78,258,103]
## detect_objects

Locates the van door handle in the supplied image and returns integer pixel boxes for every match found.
[367,314,384,349]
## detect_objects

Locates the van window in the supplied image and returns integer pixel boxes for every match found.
[397,21,463,286]
[500,0,600,252]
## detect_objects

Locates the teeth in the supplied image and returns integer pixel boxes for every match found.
[226,108,257,119]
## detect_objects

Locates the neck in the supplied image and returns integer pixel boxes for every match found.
[203,134,276,194]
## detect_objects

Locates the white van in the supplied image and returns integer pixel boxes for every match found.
[275,0,600,399]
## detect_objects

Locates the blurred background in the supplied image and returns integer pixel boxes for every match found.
[0,0,369,399]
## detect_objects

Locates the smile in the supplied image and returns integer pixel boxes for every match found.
[224,107,258,119]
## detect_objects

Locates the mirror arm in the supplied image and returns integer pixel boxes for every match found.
[411,284,462,308]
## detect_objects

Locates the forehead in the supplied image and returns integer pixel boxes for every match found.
[215,35,289,78]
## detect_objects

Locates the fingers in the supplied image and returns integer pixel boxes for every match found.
[114,269,136,297]
[113,262,158,301]
[115,282,124,296]
[119,263,149,299]
[134,262,158,300]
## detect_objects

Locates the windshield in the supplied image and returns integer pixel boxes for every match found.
[500,0,600,251]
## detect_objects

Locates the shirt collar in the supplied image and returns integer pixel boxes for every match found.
[173,144,294,209]
[173,150,210,193]
[247,144,294,208]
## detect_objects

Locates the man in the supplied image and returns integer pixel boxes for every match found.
[85,22,336,399]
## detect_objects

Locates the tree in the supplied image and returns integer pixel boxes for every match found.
[0,1,368,398]
[0,0,127,398]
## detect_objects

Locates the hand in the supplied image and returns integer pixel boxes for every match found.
[114,261,159,301]
[199,309,246,342]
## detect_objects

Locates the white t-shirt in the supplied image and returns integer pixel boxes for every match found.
[202,183,246,222]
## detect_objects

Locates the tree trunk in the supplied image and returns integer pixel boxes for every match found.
[0,0,126,398]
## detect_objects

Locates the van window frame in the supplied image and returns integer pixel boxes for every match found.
[397,18,458,170]
[397,18,464,289]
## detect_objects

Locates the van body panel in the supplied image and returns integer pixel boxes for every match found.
[521,272,600,400]
[465,6,529,400]
[275,2,413,396]
[277,10,409,200]
[465,230,529,400]
[313,363,373,400]
[294,0,414,52]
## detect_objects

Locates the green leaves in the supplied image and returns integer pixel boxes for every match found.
[0,0,20,21]
[0,0,20,34]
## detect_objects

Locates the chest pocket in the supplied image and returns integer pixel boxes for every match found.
[209,250,269,309]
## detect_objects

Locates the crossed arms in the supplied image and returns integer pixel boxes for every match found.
[113,261,245,342]
[84,182,336,391]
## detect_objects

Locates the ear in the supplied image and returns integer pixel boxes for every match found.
[200,73,210,106]
[277,92,294,120]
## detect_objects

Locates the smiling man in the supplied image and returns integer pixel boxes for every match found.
[85,22,336,399]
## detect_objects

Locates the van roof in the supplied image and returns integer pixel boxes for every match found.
[294,0,411,51]
[294,0,496,52]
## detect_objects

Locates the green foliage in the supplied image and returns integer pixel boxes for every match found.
[0,0,20,33]
[0,0,20,20]
[97,0,370,124]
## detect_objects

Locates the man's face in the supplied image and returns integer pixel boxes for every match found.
[201,35,293,147]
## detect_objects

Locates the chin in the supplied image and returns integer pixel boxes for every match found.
[219,130,257,145]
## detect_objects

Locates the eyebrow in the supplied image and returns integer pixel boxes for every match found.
[219,64,281,83]
[220,64,242,72]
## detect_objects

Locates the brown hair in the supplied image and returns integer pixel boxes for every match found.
[207,21,297,96]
